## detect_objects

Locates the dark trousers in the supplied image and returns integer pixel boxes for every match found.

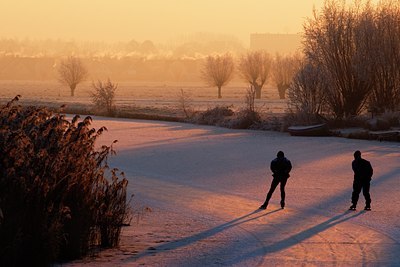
[263,177,288,205]
[351,179,371,206]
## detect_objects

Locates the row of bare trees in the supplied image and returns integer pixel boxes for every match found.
[58,52,301,101]
[290,0,400,120]
[201,52,301,99]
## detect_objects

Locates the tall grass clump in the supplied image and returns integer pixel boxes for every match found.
[91,78,117,116]
[176,88,194,119]
[196,105,234,126]
[229,86,261,129]
[0,96,129,266]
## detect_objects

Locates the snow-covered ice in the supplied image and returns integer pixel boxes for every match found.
[65,117,400,266]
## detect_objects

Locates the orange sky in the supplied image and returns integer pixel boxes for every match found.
[1,0,327,44]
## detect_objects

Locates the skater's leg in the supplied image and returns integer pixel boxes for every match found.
[280,178,288,208]
[351,180,362,207]
[263,178,280,206]
[362,181,371,208]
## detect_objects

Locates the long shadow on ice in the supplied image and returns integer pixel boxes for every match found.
[160,168,399,266]
[124,208,282,262]
[172,210,369,266]
[196,168,400,266]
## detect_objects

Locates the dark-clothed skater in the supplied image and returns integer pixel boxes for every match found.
[349,150,373,211]
[259,151,292,210]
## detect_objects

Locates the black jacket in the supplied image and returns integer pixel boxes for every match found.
[270,157,292,179]
[352,158,373,181]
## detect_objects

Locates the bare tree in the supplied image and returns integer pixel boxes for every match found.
[201,54,234,98]
[368,0,400,112]
[238,51,272,99]
[303,0,374,118]
[288,62,328,118]
[91,79,117,116]
[57,56,88,96]
[272,53,302,99]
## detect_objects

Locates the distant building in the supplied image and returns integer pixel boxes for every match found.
[250,33,303,54]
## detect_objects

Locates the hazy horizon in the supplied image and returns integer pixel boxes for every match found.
[1,0,327,45]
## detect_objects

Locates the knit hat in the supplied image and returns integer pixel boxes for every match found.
[354,150,361,158]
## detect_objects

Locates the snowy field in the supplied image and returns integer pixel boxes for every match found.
[63,116,400,266]
[0,80,288,116]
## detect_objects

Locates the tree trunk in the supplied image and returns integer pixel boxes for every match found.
[218,86,222,99]
[277,84,289,99]
[70,84,77,97]
[254,85,262,99]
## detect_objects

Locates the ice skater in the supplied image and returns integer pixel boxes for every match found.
[259,151,292,210]
[349,150,373,211]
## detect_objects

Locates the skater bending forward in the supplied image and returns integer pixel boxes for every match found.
[259,151,292,210]
[349,150,373,211]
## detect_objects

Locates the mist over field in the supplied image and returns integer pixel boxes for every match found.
[0,33,295,117]
[0,1,312,116]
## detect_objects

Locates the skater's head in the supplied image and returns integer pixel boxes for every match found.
[354,150,361,159]
[277,151,284,158]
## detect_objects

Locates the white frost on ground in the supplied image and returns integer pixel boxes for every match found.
[63,117,400,266]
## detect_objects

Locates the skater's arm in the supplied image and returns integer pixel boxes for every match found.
[286,160,292,173]
[368,162,373,178]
